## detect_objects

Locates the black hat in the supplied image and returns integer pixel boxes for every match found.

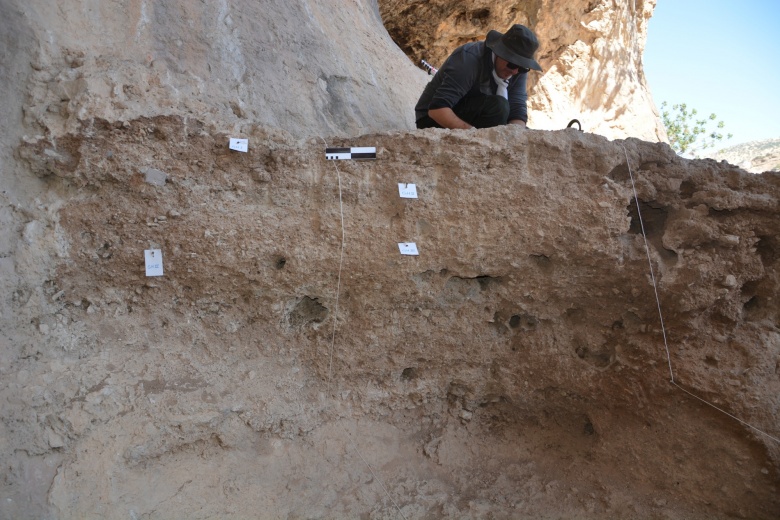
[486,25,542,71]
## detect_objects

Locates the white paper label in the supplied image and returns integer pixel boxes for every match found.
[398,242,419,256]
[350,147,376,154]
[145,249,164,276]
[229,138,248,152]
[398,183,418,199]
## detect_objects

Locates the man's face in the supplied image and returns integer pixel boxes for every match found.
[494,56,527,80]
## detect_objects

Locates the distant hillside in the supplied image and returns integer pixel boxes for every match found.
[709,137,780,173]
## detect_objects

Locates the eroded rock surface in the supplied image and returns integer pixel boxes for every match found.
[7,0,425,140]
[379,0,666,141]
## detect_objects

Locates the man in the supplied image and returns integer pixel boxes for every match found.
[415,24,542,130]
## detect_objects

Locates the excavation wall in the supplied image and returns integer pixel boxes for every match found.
[4,117,780,518]
[1,0,779,518]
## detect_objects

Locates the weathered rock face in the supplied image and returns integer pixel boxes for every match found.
[2,1,780,519]
[6,0,425,140]
[379,0,666,141]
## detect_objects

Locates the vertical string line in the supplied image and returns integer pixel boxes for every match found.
[621,144,675,383]
[316,136,347,398]
[620,143,779,444]
[327,155,346,398]
[319,137,409,519]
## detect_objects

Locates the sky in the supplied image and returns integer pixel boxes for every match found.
[643,0,780,147]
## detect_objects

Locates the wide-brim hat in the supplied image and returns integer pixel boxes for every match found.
[486,25,542,71]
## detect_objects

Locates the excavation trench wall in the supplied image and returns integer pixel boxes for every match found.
[1,0,779,517]
[2,118,779,518]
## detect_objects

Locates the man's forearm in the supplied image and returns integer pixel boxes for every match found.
[509,119,527,127]
[428,107,473,129]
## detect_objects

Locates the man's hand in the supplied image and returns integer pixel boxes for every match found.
[428,108,473,130]
[509,119,527,128]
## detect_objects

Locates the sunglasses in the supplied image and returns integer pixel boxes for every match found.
[506,62,529,73]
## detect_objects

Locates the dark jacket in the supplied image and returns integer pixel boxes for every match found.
[415,40,529,123]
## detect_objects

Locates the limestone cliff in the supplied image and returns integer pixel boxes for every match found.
[379,0,666,141]
[6,0,425,140]
[1,0,779,519]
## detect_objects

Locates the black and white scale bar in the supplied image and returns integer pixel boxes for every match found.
[325,147,376,160]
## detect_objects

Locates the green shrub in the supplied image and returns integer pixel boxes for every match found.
[660,101,732,157]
